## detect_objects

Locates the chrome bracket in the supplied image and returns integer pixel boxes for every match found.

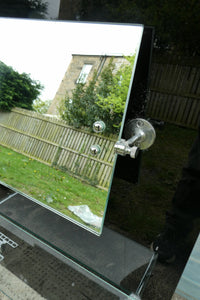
[0,232,18,262]
[114,140,139,158]
[114,119,156,159]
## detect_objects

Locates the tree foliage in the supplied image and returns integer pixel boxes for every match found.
[32,98,52,114]
[102,0,200,55]
[59,56,135,134]
[96,56,135,123]
[0,0,48,19]
[0,61,43,111]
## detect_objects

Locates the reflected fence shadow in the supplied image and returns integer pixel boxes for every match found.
[0,108,117,190]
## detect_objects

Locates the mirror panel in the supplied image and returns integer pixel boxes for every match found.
[0,18,143,234]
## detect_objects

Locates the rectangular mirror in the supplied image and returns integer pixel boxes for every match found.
[0,18,143,235]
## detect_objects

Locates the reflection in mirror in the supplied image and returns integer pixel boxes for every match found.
[0,18,143,234]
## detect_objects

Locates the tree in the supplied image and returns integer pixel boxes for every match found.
[32,98,52,114]
[59,70,99,130]
[0,0,48,19]
[0,61,43,111]
[96,56,135,131]
[59,56,135,134]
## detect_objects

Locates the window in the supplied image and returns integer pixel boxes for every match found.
[76,64,93,84]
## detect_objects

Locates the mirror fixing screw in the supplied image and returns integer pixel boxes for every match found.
[93,121,106,133]
[90,145,101,156]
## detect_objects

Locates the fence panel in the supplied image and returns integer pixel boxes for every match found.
[147,55,200,129]
[0,108,116,190]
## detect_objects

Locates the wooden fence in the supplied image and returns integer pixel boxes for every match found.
[0,108,117,190]
[147,55,200,129]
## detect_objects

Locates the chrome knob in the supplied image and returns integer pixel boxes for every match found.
[93,121,106,133]
[90,144,101,156]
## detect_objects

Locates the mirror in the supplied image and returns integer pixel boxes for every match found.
[0,18,143,235]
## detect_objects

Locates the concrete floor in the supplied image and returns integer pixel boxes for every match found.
[0,264,45,300]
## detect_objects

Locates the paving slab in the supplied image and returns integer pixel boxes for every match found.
[0,264,45,300]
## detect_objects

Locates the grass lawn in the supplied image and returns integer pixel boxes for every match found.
[0,145,107,231]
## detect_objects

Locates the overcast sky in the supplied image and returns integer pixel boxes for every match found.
[0,18,143,101]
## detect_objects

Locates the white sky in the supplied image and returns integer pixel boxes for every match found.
[0,18,143,101]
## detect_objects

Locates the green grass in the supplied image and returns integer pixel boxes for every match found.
[0,145,107,231]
